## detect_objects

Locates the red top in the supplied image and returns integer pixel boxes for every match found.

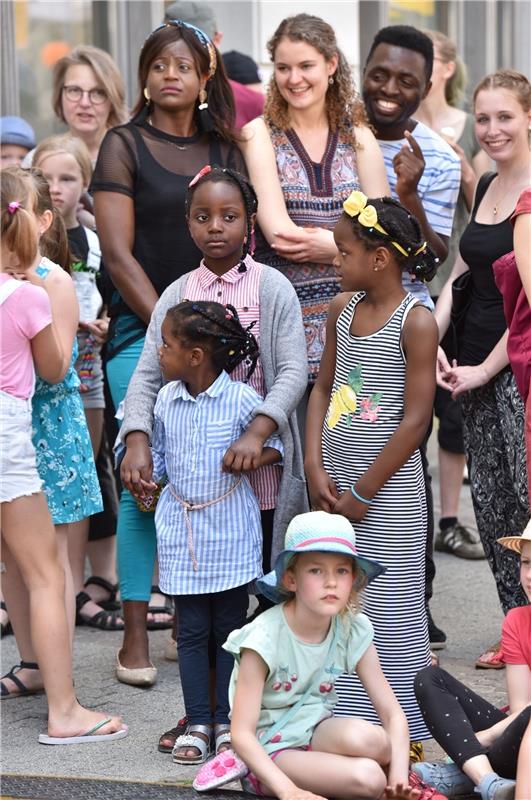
[492,188,531,400]
[501,606,531,666]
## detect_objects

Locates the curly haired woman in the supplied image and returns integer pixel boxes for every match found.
[240,14,389,387]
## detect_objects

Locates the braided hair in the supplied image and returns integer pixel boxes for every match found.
[166,300,259,381]
[185,167,258,273]
[345,197,439,281]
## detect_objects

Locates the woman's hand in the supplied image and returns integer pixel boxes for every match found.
[272,227,337,264]
[333,489,370,523]
[306,465,340,512]
[79,318,109,346]
[436,346,456,392]
[223,431,264,473]
[448,364,489,398]
[121,432,154,496]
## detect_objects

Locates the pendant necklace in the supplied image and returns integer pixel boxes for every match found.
[492,178,510,219]
[147,116,190,150]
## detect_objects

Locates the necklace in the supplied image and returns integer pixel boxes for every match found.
[492,177,511,218]
[147,116,195,150]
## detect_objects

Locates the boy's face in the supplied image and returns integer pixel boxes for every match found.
[1,143,30,168]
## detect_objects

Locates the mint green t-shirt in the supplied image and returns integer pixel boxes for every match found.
[224,604,373,754]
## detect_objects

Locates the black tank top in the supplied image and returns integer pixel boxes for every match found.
[458,173,514,366]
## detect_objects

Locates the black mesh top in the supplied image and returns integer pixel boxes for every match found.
[91,119,245,316]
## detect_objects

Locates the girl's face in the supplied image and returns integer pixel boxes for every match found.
[146,39,202,113]
[36,152,85,227]
[187,181,250,274]
[333,215,375,291]
[474,87,531,164]
[158,316,195,383]
[61,64,111,141]
[283,552,355,618]
[520,541,531,602]
[273,38,337,114]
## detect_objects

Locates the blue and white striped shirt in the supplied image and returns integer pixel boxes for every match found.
[152,370,282,595]
[378,120,461,309]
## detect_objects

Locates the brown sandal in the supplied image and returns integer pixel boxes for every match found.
[158,715,188,753]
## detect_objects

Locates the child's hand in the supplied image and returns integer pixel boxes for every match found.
[306,466,339,512]
[121,434,154,496]
[223,432,264,473]
[79,318,109,346]
[333,489,370,522]
[383,782,421,800]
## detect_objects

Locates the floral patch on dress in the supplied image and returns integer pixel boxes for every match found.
[327,365,382,428]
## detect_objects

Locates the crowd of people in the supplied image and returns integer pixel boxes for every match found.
[1,3,530,799]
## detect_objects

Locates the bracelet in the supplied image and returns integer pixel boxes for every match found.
[350,485,372,505]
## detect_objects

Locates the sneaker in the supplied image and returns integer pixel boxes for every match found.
[412,761,475,797]
[427,607,447,650]
[435,522,485,560]
[476,773,516,800]
[409,770,449,800]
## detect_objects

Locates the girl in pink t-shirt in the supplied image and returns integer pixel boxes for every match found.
[0,167,126,744]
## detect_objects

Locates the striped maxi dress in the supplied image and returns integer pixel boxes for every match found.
[321,292,431,740]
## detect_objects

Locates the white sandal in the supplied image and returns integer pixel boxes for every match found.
[172,723,212,765]
[214,723,232,756]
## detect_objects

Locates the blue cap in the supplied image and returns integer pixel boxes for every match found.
[257,511,385,604]
[0,116,36,150]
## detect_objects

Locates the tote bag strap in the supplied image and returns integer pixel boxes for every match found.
[0,278,23,306]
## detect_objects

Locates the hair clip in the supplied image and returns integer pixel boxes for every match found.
[229,349,235,356]
[7,201,20,215]
[189,165,212,188]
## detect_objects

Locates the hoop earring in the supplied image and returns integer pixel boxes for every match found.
[143,87,151,103]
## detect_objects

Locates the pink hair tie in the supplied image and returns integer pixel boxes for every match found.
[7,201,20,215]
[188,165,212,188]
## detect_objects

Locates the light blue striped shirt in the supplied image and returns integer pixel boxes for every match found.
[152,370,282,595]
[378,120,461,309]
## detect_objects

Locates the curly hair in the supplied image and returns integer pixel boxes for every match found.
[264,14,367,147]
[344,196,438,282]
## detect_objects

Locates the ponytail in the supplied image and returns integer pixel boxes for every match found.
[1,168,39,268]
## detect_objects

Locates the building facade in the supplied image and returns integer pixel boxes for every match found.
[1,0,530,140]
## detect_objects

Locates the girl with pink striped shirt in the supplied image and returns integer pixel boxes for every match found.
[118,167,309,757]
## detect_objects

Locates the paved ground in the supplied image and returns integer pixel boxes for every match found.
[1,433,509,788]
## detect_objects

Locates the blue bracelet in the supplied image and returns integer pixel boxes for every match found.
[350,485,372,505]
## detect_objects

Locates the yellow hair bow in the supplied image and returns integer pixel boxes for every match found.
[343,191,387,236]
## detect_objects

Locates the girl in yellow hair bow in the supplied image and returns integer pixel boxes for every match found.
[305,192,441,749]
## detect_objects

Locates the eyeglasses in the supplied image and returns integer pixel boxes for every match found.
[62,85,108,105]
[147,19,217,77]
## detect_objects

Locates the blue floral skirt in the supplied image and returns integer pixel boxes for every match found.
[32,386,102,524]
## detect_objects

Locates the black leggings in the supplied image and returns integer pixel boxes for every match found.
[414,667,530,778]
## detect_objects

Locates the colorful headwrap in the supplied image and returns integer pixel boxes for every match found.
[343,191,427,258]
[148,19,217,79]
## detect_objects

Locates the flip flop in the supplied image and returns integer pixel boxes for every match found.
[38,717,129,745]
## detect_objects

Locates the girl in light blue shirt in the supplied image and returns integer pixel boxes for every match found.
[145,300,282,765]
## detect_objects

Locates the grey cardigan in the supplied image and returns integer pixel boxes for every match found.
[121,264,309,561]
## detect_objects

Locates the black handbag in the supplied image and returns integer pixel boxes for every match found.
[449,270,472,362]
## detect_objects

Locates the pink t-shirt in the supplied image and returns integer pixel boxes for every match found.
[501,606,531,667]
[0,274,52,399]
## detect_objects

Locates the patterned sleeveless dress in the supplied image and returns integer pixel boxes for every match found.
[254,124,361,381]
[321,292,430,740]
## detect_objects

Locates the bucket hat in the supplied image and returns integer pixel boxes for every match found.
[497,519,531,554]
[257,511,385,604]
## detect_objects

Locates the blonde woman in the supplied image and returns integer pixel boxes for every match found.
[240,14,389,384]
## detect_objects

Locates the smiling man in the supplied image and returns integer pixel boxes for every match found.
[363,25,461,309]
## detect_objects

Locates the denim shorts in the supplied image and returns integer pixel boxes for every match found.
[0,390,42,502]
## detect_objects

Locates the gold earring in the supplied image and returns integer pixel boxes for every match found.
[143,87,150,103]
[198,87,207,108]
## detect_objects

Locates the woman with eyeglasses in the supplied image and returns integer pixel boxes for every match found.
[92,20,244,688]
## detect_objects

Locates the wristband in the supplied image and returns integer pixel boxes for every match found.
[350,485,372,505]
